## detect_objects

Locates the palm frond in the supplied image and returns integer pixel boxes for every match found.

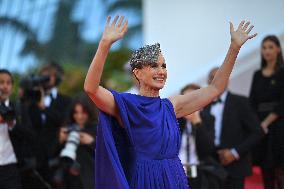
[0,16,37,39]
[107,0,142,13]
[0,16,43,56]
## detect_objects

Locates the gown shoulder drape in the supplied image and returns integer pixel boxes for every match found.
[95,90,189,189]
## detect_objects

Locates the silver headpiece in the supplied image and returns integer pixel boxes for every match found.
[129,43,161,71]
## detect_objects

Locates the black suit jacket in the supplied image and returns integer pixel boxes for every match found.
[203,92,263,177]
[28,93,72,159]
[179,112,215,161]
[8,101,37,169]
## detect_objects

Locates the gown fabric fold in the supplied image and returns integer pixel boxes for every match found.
[95,90,189,189]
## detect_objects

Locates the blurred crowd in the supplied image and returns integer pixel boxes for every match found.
[177,35,284,189]
[0,62,97,189]
[0,34,284,189]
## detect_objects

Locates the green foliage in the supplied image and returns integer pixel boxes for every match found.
[107,0,142,45]
[10,73,21,101]
[1,0,140,96]
[59,62,87,96]
[103,48,132,91]
[58,46,133,95]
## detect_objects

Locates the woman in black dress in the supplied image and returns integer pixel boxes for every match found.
[55,93,97,189]
[249,35,284,189]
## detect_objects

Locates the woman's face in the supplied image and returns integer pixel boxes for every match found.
[73,104,89,127]
[261,40,280,63]
[134,53,167,90]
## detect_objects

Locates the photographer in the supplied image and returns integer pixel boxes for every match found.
[0,69,36,189]
[37,62,72,157]
[21,62,72,185]
[52,93,97,189]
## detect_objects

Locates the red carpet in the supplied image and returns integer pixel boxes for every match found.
[245,166,264,189]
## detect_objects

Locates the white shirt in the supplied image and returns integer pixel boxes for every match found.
[210,91,240,159]
[179,122,199,165]
[210,91,228,146]
[44,87,58,107]
[0,99,17,165]
[42,87,58,123]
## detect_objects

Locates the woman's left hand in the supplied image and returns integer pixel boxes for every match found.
[59,127,68,144]
[230,20,257,49]
[80,132,94,145]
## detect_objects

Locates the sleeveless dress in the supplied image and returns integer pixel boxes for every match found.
[95,90,189,189]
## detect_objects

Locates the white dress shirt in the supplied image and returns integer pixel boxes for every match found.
[0,99,17,165]
[210,91,240,159]
[210,91,228,146]
[44,87,58,107]
[179,122,199,166]
[42,87,58,123]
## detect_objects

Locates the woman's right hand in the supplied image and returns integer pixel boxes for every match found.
[59,127,68,144]
[101,15,128,44]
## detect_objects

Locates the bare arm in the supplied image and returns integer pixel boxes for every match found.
[171,21,257,118]
[84,16,128,120]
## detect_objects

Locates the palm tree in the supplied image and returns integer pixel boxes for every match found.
[0,0,84,65]
[106,0,142,45]
[0,0,133,93]
[0,16,39,54]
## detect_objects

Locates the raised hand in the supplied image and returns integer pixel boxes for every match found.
[102,15,128,44]
[230,20,257,49]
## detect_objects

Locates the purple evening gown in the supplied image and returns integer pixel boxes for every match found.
[95,90,189,189]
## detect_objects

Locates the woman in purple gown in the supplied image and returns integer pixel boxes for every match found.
[84,15,257,189]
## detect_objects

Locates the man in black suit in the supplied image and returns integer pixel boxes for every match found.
[179,83,226,189]
[37,62,72,157]
[0,69,36,189]
[26,62,72,185]
[203,67,263,189]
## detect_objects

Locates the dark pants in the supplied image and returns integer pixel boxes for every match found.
[21,169,52,189]
[53,173,84,189]
[220,176,244,189]
[0,163,22,189]
[189,175,244,189]
[189,175,221,189]
[187,168,223,189]
[262,167,284,189]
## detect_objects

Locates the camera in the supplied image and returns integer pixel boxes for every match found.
[49,124,81,186]
[19,75,50,103]
[60,124,81,161]
[0,103,16,122]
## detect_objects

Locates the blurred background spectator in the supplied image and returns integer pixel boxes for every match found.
[52,93,97,189]
[249,35,284,189]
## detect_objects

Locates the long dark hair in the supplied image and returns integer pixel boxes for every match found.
[69,93,98,126]
[261,35,284,72]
